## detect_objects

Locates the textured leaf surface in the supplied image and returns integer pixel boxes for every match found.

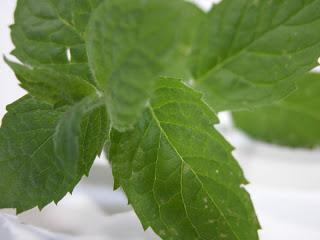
[11,0,102,83]
[0,96,108,212]
[190,0,320,112]
[87,0,203,131]
[233,73,320,148]
[161,3,205,79]
[54,96,108,176]
[6,59,97,105]
[109,78,259,240]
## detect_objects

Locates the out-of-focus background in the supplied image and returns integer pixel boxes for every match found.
[1,1,320,239]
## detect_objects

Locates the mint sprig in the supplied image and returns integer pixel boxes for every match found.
[2,0,320,239]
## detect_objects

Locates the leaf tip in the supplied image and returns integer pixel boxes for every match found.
[15,208,24,215]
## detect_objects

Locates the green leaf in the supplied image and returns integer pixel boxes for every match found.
[11,0,102,83]
[161,3,205,79]
[5,58,97,105]
[233,72,320,148]
[54,95,108,176]
[86,0,203,131]
[109,78,259,240]
[0,95,108,212]
[190,0,320,112]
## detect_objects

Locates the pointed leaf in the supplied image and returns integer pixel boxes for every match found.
[0,95,108,212]
[5,59,97,105]
[109,78,259,240]
[11,0,103,83]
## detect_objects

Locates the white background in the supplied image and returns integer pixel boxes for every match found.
[1,1,320,239]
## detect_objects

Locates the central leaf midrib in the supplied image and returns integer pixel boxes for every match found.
[148,106,241,240]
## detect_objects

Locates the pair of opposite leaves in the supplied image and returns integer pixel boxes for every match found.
[1,0,320,239]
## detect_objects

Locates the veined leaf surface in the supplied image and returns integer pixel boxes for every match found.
[190,0,320,112]
[109,78,259,240]
[11,0,103,83]
[0,95,108,212]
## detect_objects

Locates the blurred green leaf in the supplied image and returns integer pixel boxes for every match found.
[233,72,320,148]
[86,0,204,131]
[54,95,108,176]
[190,0,320,112]
[11,0,103,84]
